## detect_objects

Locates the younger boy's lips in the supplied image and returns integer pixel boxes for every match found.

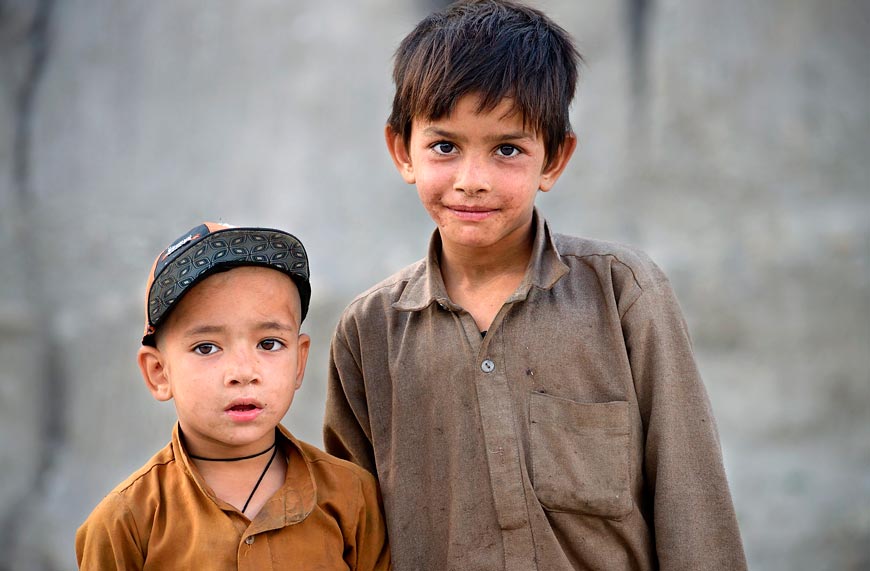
[224,398,263,411]
[224,399,264,422]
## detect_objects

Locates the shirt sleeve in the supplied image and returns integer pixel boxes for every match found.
[75,492,145,570]
[323,315,378,475]
[621,260,747,570]
[347,470,392,571]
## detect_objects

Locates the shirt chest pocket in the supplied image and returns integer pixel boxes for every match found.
[529,392,633,519]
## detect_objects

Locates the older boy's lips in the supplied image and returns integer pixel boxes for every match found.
[447,205,497,221]
[224,398,264,422]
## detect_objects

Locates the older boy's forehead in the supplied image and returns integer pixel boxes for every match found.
[420,124,536,142]
[416,101,538,142]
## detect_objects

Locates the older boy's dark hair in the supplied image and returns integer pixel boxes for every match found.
[388,0,581,166]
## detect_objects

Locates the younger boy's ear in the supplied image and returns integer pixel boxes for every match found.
[385,125,416,184]
[138,346,173,402]
[539,133,578,192]
[293,333,311,390]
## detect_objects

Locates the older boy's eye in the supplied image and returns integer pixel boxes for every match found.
[258,338,285,352]
[496,144,520,157]
[193,343,219,355]
[432,142,455,155]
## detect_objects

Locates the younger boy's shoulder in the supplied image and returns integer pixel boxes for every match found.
[76,441,177,546]
[293,437,382,495]
[101,441,177,501]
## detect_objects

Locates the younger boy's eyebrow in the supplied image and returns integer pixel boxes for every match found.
[183,325,226,337]
[181,320,297,338]
[254,320,298,333]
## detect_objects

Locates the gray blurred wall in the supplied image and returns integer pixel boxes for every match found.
[1,0,868,569]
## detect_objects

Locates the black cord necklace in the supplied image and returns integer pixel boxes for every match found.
[187,432,280,516]
[189,441,276,462]
[240,445,278,515]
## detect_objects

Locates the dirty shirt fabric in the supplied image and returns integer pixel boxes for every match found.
[76,423,390,570]
[323,210,746,570]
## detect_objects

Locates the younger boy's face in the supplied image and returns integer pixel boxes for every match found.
[138,266,310,458]
[386,94,575,254]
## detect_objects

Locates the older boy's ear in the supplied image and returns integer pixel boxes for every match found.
[138,346,173,402]
[385,125,416,184]
[539,133,577,192]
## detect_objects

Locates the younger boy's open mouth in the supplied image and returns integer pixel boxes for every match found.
[228,404,256,412]
[224,400,263,421]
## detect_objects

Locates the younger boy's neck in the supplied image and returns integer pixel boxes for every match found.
[180,429,287,521]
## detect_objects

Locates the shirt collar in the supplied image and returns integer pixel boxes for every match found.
[393,208,569,313]
[172,422,317,528]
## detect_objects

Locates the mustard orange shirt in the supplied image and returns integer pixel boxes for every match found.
[76,423,390,570]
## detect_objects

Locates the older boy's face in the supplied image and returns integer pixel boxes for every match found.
[387,94,574,254]
[140,266,310,458]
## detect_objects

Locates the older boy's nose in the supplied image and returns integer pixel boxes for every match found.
[453,155,491,195]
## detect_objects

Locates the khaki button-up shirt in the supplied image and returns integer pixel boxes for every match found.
[76,423,390,570]
[324,210,746,570]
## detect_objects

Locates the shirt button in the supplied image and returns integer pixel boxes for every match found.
[481,359,495,373]
[245,535,255,545]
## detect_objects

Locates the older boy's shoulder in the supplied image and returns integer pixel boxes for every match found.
[552,231,667,289]
[553,231,650,264]
[341,258,426,314]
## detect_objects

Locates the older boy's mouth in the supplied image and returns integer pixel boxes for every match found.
[448,205,496,220]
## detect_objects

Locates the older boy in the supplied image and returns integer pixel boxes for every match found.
[76,223,390,570]
[323,1,746,570]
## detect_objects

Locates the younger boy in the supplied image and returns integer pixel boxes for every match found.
[324,1,746,569]
[76,223,390,570]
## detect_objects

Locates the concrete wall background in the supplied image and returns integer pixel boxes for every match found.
[1,0,867,569]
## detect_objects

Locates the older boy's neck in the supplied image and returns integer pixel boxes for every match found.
[439,231,534,332]
[441,241,530,280]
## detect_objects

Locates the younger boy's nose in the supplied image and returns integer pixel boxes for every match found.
[224,349,260,386]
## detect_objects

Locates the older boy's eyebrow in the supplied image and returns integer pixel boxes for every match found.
[484,131,536,143]
[422,126,535,143]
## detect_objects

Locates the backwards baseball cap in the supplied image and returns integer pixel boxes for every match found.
[142,222,310,346]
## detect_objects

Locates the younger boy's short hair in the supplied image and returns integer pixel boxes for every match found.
[387,0,581,166]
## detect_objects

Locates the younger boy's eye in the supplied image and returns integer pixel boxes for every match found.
[193,343,219,356]
[496,144,520,157]
[258,338,286,352]
[432,142,456,155]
